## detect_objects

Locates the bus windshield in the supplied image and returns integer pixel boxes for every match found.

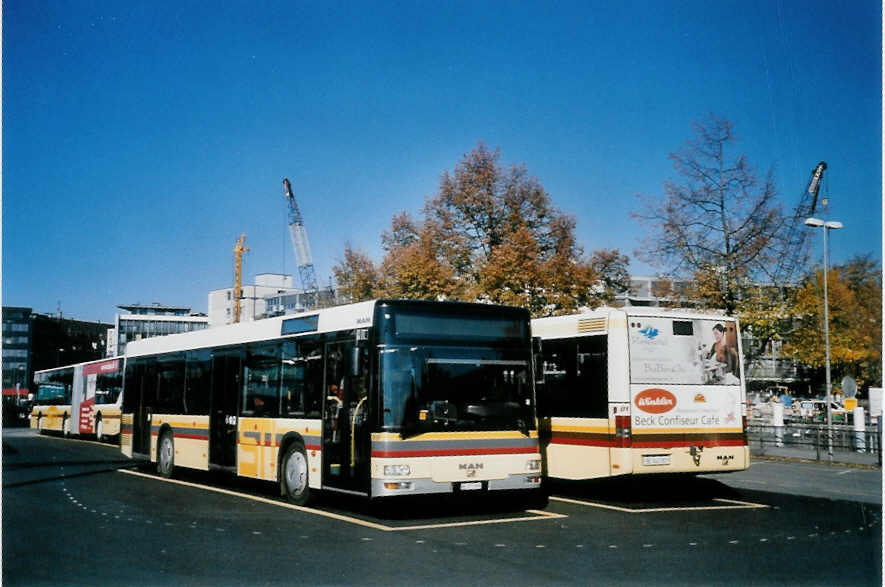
[629,316,741,385]
[380,345,533,435]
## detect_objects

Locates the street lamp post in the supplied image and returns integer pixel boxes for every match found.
[804,217,843,462]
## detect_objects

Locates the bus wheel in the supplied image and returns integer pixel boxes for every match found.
[281,443,310,505]
[95,418,103,442]
[38,416,43,434]
[157,432,174,478]
[62,415,70,437]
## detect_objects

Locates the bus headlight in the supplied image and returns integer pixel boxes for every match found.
[526,459,541,472]
[383,464,411,477]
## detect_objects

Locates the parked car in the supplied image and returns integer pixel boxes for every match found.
[797,399,846,421]
[751,399,797,422]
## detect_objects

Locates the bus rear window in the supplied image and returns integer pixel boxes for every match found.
[672,321,693,336]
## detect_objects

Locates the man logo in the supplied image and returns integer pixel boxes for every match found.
[459,463,482,478]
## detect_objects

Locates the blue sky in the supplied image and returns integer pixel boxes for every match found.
[3,1,881,323]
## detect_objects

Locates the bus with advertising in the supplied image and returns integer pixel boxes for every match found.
[120,299,543,505]
[532,308,749,480]
[30,358,124,440]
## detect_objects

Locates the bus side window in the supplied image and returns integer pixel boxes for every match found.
[542,336,608,418]
[281,340,323,419]
[96,370,122,405]
[184,349,211,415]
[540,339,574,417]
[302,345,323,418]
[156,353,186,414]
[281,341,304,417]
[243,343,281,417]
[576,335,608,418]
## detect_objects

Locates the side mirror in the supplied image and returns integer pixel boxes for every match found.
[532,337,545,386]
[350,345,362,377]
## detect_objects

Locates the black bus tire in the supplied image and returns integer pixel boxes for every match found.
[157,431,175,478]
[281,443,311,506]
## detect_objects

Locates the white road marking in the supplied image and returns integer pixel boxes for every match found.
[836,469,854,475]
[119,469,566,532]
[549,496,768,513]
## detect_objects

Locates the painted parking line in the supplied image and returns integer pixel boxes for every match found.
[389,509,566,532]
[549,495,768,513]
[118,469,565,531]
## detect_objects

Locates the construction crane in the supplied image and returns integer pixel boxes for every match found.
[233,233,249,323]
[282,178,319,294]
[771,161,827,284]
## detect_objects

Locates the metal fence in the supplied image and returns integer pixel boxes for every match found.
[747,419,882,464]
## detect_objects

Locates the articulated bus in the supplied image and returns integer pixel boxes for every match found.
[121,299,543,505]
[30,358,124,440]
[532,308,749,480]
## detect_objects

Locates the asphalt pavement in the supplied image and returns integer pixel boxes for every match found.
[3,427,882,586]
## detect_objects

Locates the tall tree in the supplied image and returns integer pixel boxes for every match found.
[336,142,631,315]
[784,256,882,390]
[331,245,381,303]
[633,115,784,315]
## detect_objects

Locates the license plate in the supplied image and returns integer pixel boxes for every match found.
[642,454,670,466]
[460,481,483,491]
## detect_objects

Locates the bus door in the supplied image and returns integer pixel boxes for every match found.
[70,365,85,435]
[131,362,151,456]
[322,341,369,493]
[210,350,241,469]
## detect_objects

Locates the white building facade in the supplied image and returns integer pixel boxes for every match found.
[107,303,209,357]
[208,273,302,327]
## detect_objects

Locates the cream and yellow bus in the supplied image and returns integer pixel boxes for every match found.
[532,308,749,480]
[31,358,123,440]
[121,299,543,505]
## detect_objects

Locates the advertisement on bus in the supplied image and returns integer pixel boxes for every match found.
[628,317,743,436]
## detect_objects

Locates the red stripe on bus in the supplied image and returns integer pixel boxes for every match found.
[631,438,747,448]
[235,441,323,451]
[150,431,209,441]
[372,447,537,458]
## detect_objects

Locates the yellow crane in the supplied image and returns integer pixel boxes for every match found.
[233,233,249,323]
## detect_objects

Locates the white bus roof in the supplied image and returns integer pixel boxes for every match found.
[34,356,123,376]
[124,300,377,358]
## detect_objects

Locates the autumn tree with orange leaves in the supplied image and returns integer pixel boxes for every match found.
[332,143,630,316]
[784,256,882,391]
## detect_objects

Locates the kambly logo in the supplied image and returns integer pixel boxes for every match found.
[638,326,659,340]
[634,388,677,414]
